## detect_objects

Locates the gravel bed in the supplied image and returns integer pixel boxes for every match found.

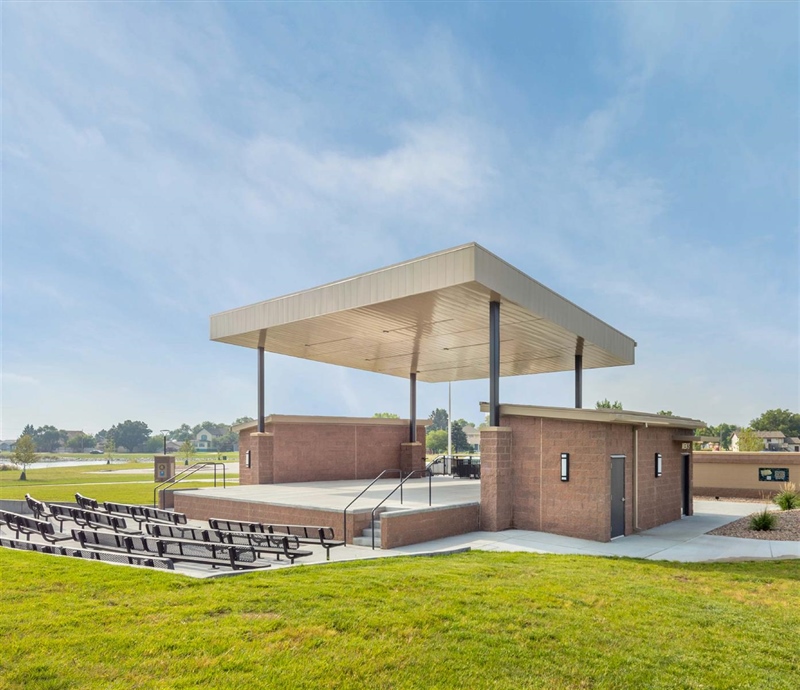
[708,508,800,541]
[695,495,771,504]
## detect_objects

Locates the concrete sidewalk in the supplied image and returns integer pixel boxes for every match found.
[391,500,800,562]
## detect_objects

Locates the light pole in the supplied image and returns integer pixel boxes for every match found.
[160,430,170,456]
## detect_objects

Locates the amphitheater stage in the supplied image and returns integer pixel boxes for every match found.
[173,476,481,549]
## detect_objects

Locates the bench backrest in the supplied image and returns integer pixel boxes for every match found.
[75,493,99,510]
[208,518,266,533]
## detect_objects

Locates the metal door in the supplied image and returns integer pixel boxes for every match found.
[682,454,691,516]
[610,455,625,538]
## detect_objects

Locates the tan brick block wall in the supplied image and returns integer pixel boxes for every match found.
[238,420,426,485]
[381,504,480,549]
[173,493,368,543]
[487,416,691,542]
[480,427,513,531]
[693,451,799,498]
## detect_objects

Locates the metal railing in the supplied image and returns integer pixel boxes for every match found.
[367,458,442,549]
[153,462,227,507]
[341,469,402,546]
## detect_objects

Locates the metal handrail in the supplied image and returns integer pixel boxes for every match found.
[368,458,441,549]
[153,462,227,507]
[342,468,402,546]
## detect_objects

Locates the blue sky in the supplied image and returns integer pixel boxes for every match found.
[3,2,798,439]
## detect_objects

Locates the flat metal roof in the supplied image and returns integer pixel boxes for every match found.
[210,243,636,383]
[478,402,706,429]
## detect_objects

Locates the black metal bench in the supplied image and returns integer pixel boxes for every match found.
[49,504,139,534]
[0,536,173,570]
[75,493,99,511]
[0,510,72,543]
[148,523,313,564]
[102,501,188,525]
[208,518,344,561]
[24,494,53,520]
[72,529,266,571]
[266,524,345,561]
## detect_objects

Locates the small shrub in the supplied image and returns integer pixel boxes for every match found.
[749,508,777,531]
[772,482,799,511]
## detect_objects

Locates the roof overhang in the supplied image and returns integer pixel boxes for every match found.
[479,402,706,430]
[232,414,430,434]
[211,243,636,383]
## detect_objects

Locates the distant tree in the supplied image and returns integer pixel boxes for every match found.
[22,424,35,438]
[451,420,472,453]
[180,440,194,465]
[192,421,228,438]
[750,409,800,438]
[13,435,38,480]
[716,423,737,450]
[215,431,237,452]
[234,416,255,425]
[144,436,165,453]
[372,412,399,419]
[171,424,194,442]
[596,399,623,410]
[478,413,490,429]
[108,420,151,452]
[737,428,764,453]
[32,425,62,452]
[104,438,116,461]
[657,410,674,417]
[430,408,448,432]
[95,429,107,445]
[66,433,95,452]
[426,429,448,454]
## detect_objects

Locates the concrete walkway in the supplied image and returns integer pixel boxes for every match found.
[390,500,799,562]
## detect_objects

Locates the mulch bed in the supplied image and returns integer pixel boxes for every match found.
[707,508,800,541]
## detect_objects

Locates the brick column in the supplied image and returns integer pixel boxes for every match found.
[400,442,424,475]
[248,432,274,484]
[480,427,513,531]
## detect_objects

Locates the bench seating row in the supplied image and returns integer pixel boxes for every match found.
[72,529,269,571]
[0,536,174,569]
[209,519,345,560]
[146,523,313,563]
[0,510,73,544]
[75,493,188,525]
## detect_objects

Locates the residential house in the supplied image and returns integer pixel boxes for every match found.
[785,437,800,453]
[731,430,787,452]
[0,440,17,452]
[194,427,222,451]
[462,424,481,453]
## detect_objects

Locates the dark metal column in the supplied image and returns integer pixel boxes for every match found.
[489,300,500,427]
[257,346,265,433]
[575,354,583,409]
[409,373,417,443]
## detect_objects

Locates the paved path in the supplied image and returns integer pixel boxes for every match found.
[391,500,799,562]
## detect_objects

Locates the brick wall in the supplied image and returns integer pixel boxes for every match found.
[238,419,426,485]
[174,492,371,543]
[480,415,693,542]
[479,427,513,531]
[381,504,481,549]
[694,451,800,498]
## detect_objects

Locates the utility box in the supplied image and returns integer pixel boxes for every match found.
[154,455,176,483]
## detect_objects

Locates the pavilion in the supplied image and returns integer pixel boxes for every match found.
[173,243,705,545]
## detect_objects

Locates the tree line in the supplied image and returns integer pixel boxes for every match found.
[15,416,256,454]
[593,403,800,451]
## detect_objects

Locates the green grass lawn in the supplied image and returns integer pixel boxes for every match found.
[0,549,797,689]
[0,461,238,505]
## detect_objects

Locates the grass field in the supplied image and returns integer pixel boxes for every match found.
[0,549,797,689]
[2,461,798,688]
[0,460,238,505]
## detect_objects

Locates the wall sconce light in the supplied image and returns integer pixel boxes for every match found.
[246,450,251,468]
[560,452,569,481]
[655,452,662,478]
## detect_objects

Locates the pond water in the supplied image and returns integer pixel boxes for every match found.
[24,458,143,470]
